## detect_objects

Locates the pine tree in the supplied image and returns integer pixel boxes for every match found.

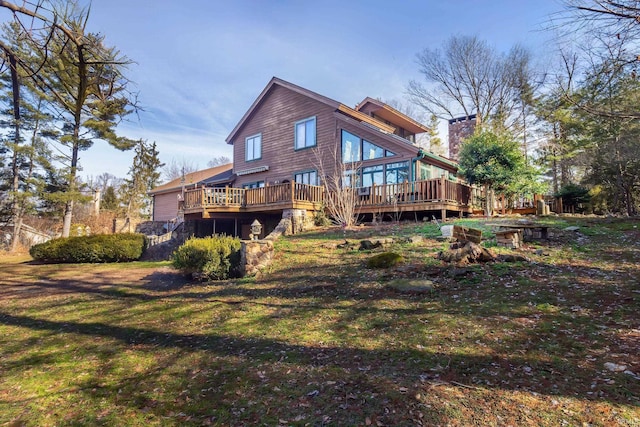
[0,22,58,250]
[0,1,138,237]
[121,140,163,218]
[425,114,444,155]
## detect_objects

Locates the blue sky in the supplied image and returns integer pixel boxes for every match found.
[76,0,563,180]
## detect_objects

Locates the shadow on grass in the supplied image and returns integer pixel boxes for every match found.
[0,309,637,409]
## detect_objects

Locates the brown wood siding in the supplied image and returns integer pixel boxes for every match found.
[153,191,180,222]
[231,85,340,187]
[229,83,452,189]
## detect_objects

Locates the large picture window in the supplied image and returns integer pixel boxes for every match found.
[362,140,384,161]
[245,134,261,161]
[341,130,391,163]
[295,116,317,150]
[341,130,360,163]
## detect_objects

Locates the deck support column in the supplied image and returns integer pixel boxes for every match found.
[441,208,447,221]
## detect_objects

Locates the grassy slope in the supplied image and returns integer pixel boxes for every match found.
[0,217,638,426]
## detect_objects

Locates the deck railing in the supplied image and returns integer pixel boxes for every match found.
[355,177,473,207]
[183,178,472,211]
[184,182,324,209]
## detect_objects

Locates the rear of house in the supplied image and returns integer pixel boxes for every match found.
[177,77,476,238]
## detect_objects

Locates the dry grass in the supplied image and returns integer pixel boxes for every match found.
[0,216,638,426]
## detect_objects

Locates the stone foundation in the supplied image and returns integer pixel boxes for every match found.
[240,240,275,277]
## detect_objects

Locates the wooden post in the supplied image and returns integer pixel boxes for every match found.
[225,186,229,206]
[290,181,296,203]
[440,175,446,201]
[371,183,376,206]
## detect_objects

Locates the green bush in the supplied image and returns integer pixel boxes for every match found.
[366,252,404,269]
[172,235,242,280]
[29,233,146,263]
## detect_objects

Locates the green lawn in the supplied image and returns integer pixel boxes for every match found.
[1,217,639,426]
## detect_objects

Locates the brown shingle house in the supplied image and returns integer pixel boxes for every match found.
[173,77,474,238]
[149,164,233,222]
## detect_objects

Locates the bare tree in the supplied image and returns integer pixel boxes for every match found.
[551,1,640,119]
[207,155,231,168]
[312,146,360,228]
[407,35,537,131]
[162,157,198,182]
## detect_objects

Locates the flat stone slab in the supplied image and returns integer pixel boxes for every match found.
[386,278,435,294]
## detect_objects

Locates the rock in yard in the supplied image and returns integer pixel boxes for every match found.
[387,278,435,294]
[604,362,627,372]
[564,226,581,232]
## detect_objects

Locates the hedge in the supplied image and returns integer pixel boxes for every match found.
[29,233,147,263]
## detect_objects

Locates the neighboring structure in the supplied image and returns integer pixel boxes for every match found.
[1,222,53,249]
[448,114,478,161]
[149,164,233,222]
[169,77,476,238]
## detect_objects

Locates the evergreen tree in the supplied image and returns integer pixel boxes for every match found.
[121,140,163,218]
[0,1,138,237]
[425,114,444,155]
[101,185,120,212]
[0,21,58,250]
[458,130,528,216]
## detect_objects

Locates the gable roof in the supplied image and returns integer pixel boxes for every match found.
[355,97,429,134]
[226,77,395,144]
[149,163,233,195]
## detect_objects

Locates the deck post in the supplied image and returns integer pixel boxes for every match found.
[225,186,229,206]
[440,175,446,201]
[291,181,296,203]
[442,208,447,220]
[371,183,376,206]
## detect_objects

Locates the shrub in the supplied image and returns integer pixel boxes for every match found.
[313,206,332,227]
[29,233,146,263]
[172,235,241,280]
[366,252,404,268]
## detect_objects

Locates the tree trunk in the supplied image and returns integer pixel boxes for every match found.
[484,185,493,217]
[8,52,22,252]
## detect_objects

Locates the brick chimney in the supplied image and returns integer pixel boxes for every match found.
[448,114,478,161]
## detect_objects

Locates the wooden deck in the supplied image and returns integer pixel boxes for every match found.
[183,178,475,218]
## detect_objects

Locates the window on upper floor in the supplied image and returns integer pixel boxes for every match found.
[341,130,393,163]
[245,134,262,161]
[294,170,318,186]
[362,140,384,161]
[295,116,317,150]
[342,130,361,163]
